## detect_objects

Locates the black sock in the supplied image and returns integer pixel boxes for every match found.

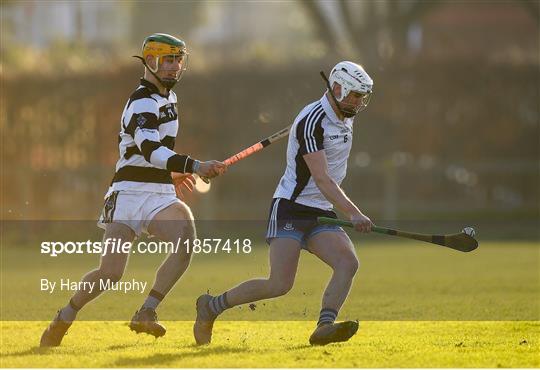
[59,299,81,322]
[141,289,164,310]
[209,292,231,316]
[317,308,338,326]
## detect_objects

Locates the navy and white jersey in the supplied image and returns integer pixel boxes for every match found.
[106,79,195,196]
[273,94,354,210]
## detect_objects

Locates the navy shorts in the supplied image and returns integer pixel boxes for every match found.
[265,198,345,248]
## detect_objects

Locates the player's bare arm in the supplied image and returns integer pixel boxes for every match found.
[303,150,372,233]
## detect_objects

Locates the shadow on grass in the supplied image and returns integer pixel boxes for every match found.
[284,344,312,350]
[113,345,249,367]
[1,346,49,358]
[3,342,141,359]
[106,343,141,351]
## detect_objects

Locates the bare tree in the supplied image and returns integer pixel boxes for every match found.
[518,0,540,22]
[298,0,340,55]
[298,0,440,64]
[300,0,538,65]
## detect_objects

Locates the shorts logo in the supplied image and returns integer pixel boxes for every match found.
[284,222,294,231]
[101,191,119,223]
[136,115,147,127]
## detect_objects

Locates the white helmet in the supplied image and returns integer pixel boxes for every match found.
[328,61,373,115]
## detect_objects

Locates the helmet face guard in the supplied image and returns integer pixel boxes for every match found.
[328,61,373,117]
[147,53,189,89]
[138,34,189,90]
[337,91,372,117]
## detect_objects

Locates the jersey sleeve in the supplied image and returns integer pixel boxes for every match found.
[296,108,325,155]
[123,97,195,173]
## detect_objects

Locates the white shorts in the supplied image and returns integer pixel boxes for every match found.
[97,190,181,236]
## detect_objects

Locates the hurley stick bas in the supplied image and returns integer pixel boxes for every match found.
[317,217,478,252]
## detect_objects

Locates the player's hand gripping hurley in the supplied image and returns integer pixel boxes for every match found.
[318,217,478,252]
[200,125,291,183]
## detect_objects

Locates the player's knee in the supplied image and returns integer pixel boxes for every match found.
[98,268,124,283]
[105,223,135,242]
[179,219,196,258]
[349,256,359,275]
[178,204,197,241]
[335,254,359,277]
[182,219,196,241]
[345,256,359,276]
[268,278,294,297]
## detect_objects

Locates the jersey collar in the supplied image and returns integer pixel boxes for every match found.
[140,78,169,98]
[320,94,342,124]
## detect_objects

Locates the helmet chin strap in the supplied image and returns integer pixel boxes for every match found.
[341,110,356,118]
[320,71,355,119]
[133,56,178,90]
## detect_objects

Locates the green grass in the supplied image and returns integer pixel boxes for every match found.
[1,239,539,367]
[2,240,538,321]
[1,321,538,367]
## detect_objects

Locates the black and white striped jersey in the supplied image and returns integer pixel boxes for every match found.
[106,79,195,196]
[273,94,354,210]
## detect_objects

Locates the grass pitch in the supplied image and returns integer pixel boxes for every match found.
[1,239,539,367]
[1,321,538,367]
